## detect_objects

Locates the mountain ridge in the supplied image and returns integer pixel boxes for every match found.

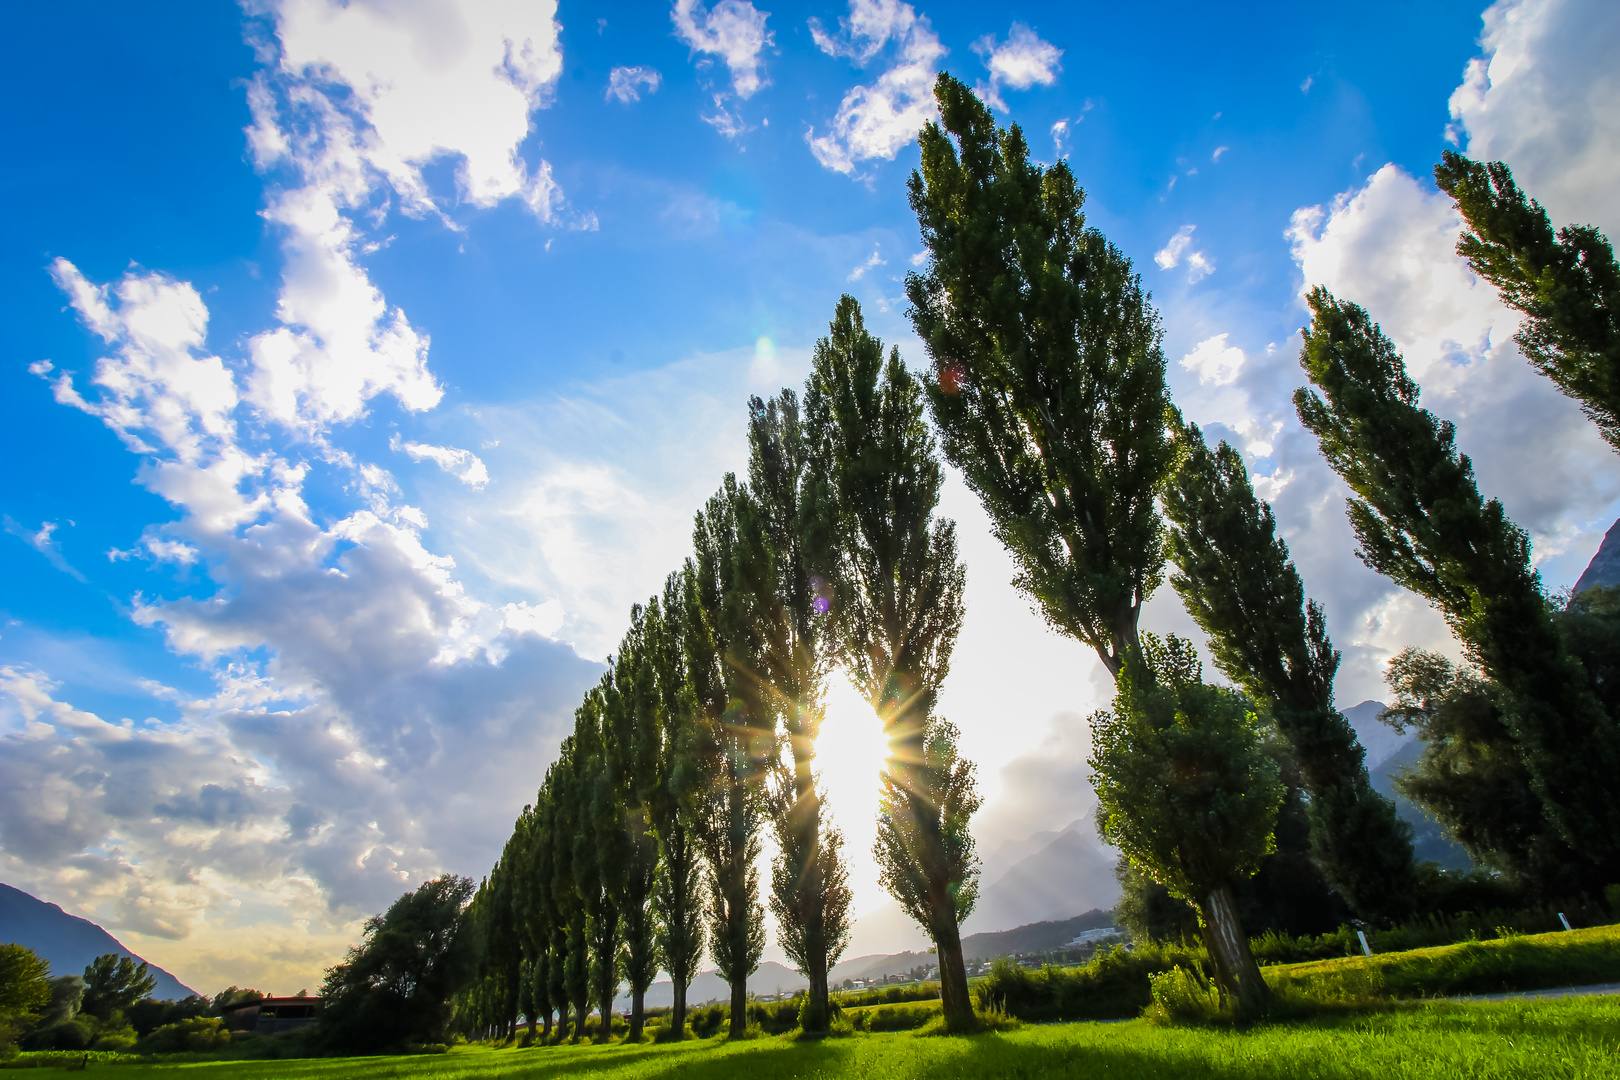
[0,883,199,1001]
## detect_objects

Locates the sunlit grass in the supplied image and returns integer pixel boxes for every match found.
[12,996,1620,1079]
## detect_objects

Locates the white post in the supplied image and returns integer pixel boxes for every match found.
[1559,912,1573,931]
[1356,930,1373,957]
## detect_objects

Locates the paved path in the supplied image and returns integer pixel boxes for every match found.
[1451,981,1620,1003]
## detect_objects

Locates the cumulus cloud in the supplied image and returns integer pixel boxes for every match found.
[12,1,608,990]
[606,65,662,103]
[394,437,490,488]
[972,22,1062,113]
[1180,333,1246,386]
[1447,0,1620,234]
[1154,224,1215,282]
[806,0,945,175]
[671,0,772,136]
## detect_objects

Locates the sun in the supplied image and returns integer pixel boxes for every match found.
[814,672,893,914]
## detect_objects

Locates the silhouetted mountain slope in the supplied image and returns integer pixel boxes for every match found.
[0,883,198,1001]
[1368,737,1474,871]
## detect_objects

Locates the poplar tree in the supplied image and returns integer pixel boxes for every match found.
[1434,151,1620,450]
[606,613,662,1042]
[1295,288,1620,876]
[684,490,770,1039]
[1089,636,1283,1012]
[643,578,706,1039]
[804,296,979,1030]
[1163,422,1417,919]
[546,743,587,1042]
[906,73,1175,681]
[573,687,621,1043]
[744,390,851,1034]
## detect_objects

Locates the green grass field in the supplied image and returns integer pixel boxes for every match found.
[9,997,1620,1079]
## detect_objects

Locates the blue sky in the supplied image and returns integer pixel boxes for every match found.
[3,0,1617,992]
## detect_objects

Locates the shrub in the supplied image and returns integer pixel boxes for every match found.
[17,1021,91,1053]
[975,945,1209,1021]
[136,1016,232,1054]
[1145,967,1223,1025]
[843,1001,939,1032]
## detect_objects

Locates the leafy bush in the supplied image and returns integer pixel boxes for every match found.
[16,1020,91,1053]
[687,1004,727,1038]
[1145,967,1222,1025]
[844,1001,940,1032]
[975,945,1209,1021]
[136,1016,232,1054]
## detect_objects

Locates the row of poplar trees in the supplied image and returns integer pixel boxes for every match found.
[460,72,1620,1026]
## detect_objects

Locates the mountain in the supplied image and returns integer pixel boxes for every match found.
[1575,518,1620,594]
[1368,737,1473,871]
[620,960,808,1009]
[963,809,1120,933]
[0,883,199,1001]
[1342,698,1408,774]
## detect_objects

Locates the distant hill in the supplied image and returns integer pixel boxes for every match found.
[622,909,1121,1010]
[963,810,1120,933]
[1368,737,1473,871]
[0,883,199,1001]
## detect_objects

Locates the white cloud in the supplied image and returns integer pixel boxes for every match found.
[393,437,490,488]
[3,519,86,582]
[671,0,773,99]
[1285,161,1620,697]
[237,0,575,435]
[1448,0,1620,235]
[847,248,886,281]
[1153,224,1215,282]
[1180,333,1246,386]
[972,22,1062,113]
[806,0,945,176]
[606,65,662,103]
[1051,117,1070,158]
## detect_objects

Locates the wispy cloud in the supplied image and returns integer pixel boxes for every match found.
[606,65,662,103]
[3,518,86,582]
[393,436,490,489]
[847,248,886,281]
[1153,224,1215,282]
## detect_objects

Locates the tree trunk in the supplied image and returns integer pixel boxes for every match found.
[629,986,644,1042]
[541,1007,551,1041]
[729,977,748,1038]
[932,918,974,1030]
[555,1002,567,1043]
[1201,882,1269,1011]
[672,977,687,1040]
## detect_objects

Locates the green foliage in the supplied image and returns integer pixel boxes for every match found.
[907,74,1175,680]
[1434,151,1620,450]
[135,1016,232,1054]
[1145,967,1223,1026]
[842,1000,941,1032]
[1090,638,1284,907]
[1380,648,1577,890]
[974,946,1205,1021]
[1295,288,1620,883]
[1163,422,1416,920]
[0,945,51,1050]
[79,954,153,1024]
[318,874,476,1053]
[804,294,978,1029]
[125,995,210,1038]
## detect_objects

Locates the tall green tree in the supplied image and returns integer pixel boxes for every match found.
[605,615,661,1042]
[743,390,851,1033]
[1379,646,1574,890]
[643,578,707,1040]
[319,875,476,1053]
[80,955,154,1023]
[1163,422,1417,919]
[1089,637,1283,1011]
[684,489,771,1039]
[0,944,51,1052]
[1295,288,1620,881]
[1434,151,1620,450]
[804,296,979,1030]
[907,73,1176,680]
[546,743,588,1042]
[572,686,621,1044]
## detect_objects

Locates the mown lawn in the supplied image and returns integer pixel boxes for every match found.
[12,996,1620,1079]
